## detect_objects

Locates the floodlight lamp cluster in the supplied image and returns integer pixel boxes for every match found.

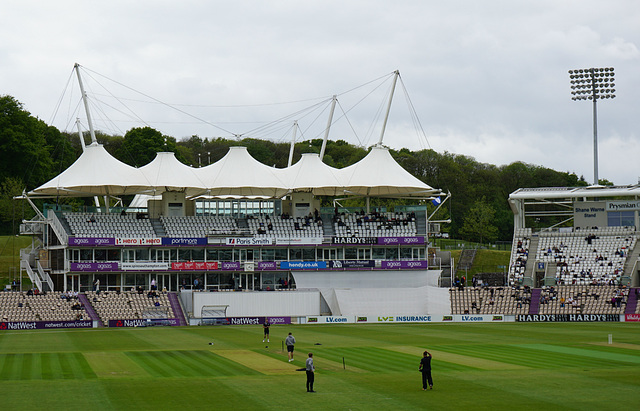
[569,67,615,101]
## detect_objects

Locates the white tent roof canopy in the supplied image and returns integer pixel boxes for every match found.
[338,146,439,197]
[29,144,442,200]
[29,142,152,197]
[139,152,208,197]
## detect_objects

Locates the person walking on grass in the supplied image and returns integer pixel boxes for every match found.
[285,332,296,362]
[262,318,270,343]
[306,352,315,392]
[419,350,433,390]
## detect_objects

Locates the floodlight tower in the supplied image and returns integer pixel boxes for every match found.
[568,67,616,185]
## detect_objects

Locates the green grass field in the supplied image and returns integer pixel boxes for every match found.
[0,323,638,410]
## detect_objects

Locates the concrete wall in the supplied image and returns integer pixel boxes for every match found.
[190,290,321,318]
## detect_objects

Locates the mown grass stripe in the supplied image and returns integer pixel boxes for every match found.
[27,353,41,380]
[41,352,53,379]
[435,344,634,370]
[0,352,95,381]
[69,352,97,379]
[21,353,33,380]
[126,351,178,377]
[312,346,478,374]
[172,350,216,376]
[517,344,640,364]
[125,350,260,378]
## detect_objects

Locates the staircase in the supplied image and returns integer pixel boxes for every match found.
[78,294,102,326]
[168,292,188,326]
[528,288,542,314]
[415,211,427,235]
[150,218,166,237]
[456,249,477,279]
[522,235,540,286]
[322,214,335,237]
[622,239,640,276]
[625,288,638,315]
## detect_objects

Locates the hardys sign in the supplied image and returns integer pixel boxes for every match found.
[332,237,377,245]
[517,314,620,322]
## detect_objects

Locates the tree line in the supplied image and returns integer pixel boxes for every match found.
[1,94,592,241]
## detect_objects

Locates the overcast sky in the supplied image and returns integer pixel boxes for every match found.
[2,0,638,185]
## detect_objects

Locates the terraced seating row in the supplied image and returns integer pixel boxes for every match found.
[536,226,636,285]
[247,215,323,238]
[65,212,156,238]
[450,286,531,315]
[334,211,416,238]
[0,291,85,322]
[86,290,175,326]
[537,285,629,314]
[508,228,532,286]
[161,215,240,237]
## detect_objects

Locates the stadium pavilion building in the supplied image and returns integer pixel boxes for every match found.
[18,143,453,320]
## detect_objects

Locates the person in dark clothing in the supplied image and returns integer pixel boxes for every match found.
[262,318,270,343]
[419,351,433,390]
[306,352,315,392]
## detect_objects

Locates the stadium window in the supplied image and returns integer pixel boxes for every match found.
[399,247,412,259]
[135,249,150,261]
[219,249,232,261]
[274,248,288,261]
[107,249,120,261]
[302,248,316,260]
[290,248,303,260]
[179,249,192,261]
[69,249,80,262]
[323,248,340,260]
[385,247,399,260]
[155,249,169,262]
[357,248,371,260]
[261,272,277,289]
[239,248,254,262]
[192,248,205,262]
[95,249,106,261]
[412,247,425,259]
[344,248,357,259]
[134,274,147,287]
[80,274,90,291]
[107,274,118,288]
[80,249,93,262]
[124,274,135,286]
[607,211,635,227]
[260,248,275,261]
[122,249,134,262]
[372,247,385,260]
[219,273,233,289]
[206,273,219,287]
[206,249,219,261]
